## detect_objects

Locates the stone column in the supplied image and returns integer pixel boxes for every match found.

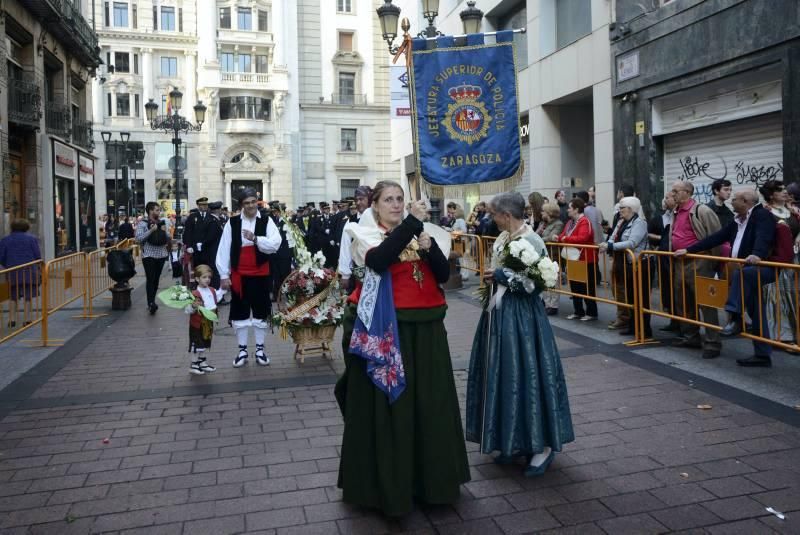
[272,0,284,66]
[142,49,153,105]
[198,0,217,66]
[184,51,197,106]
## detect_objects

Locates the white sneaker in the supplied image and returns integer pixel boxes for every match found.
[190,362,205,375]
[566,314,581,320]
[580,316,597,322]
[199,361,216,373]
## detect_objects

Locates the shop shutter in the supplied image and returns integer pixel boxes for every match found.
[663,112,783,204]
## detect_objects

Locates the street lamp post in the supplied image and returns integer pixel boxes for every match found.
[130,147,145,216]
[144,88,206,223]
[377,0,486,55]
[119,131,130,218]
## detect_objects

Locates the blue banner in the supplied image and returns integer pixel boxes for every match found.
[410,32,521,187]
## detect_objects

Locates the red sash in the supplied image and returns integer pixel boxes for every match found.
[232,246,270,298]
[189,288,218,328]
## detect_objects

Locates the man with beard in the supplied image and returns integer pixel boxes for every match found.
[216,188,282,368]
[268,201,293,302]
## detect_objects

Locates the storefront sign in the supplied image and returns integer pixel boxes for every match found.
[617,51,640,82]
[520,113,530,144]
[79,154,94,185]
[390,65,411,118]
[54,140,78,180]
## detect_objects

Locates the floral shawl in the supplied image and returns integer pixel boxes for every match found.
[344,210,450,403]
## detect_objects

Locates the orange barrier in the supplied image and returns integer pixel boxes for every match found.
[545,242,642,343]
[77,246,117,319]
[0,260,45,343]
[635,251,800,352]
[480,236,496,288]
[450,232,485,281]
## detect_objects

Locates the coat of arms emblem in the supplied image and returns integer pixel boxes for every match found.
[442,84,492,146]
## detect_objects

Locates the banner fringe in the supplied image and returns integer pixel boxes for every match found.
[421,160,525,199]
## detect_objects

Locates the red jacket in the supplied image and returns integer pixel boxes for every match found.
[558,216,597,263]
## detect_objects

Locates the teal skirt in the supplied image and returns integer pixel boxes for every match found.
[466,290,575,456]
[335,304,471,516]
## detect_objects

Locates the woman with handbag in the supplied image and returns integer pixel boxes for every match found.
[558,197,598,320]
[136,201,171,314]
[600,197,651,338]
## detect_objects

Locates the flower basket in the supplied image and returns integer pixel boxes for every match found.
[290,324,337,346]
[270,219,345,363]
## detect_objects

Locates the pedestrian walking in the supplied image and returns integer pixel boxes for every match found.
[466,192,574,477]
[185,264,224,375]
[335,180,469,516]
[216,187,282,368]
[136,202,171,314]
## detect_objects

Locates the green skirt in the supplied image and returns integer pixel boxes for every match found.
[335,304,471,516]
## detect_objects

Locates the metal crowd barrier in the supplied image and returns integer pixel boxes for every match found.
[635,251,800,351]
[450,232,485,281]
[3,241,142,347]
[546,242,642,343]
[0,260,45,344]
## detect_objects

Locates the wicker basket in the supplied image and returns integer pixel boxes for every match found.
[290,324,337,346]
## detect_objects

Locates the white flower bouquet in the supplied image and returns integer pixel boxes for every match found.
[157,284,218,321]
[478,237,560,308]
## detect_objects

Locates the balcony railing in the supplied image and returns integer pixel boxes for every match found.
[8,78,42,129]
[72,119,94,151]
[18,0,100,67]
[46,99,72,138]
[221,72,271,85]
[331,93,368,106]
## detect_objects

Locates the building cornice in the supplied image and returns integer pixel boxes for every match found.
[97,30,199,46]
[299,104,390,112]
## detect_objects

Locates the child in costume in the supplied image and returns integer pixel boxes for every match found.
[185,264,224,375]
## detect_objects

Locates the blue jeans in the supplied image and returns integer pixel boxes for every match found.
[725,266,775,357]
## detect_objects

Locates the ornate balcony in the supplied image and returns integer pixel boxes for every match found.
[8,78,42,129]
[17,0,100,68]
[72,119,94,152]
[221,72,272,85]
[46,99,72,138]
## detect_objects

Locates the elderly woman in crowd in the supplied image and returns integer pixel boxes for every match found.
[600,196,652,338]
[539,202,564,315]
[335,181,469,516]
[558,198,598,320]
[466,192,574,477]
[761,179,800,344]
[0,219,42,328]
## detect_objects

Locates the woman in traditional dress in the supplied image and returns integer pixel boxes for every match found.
[761,180,800,344]
[466,192,574,477]
[335,180,470,516]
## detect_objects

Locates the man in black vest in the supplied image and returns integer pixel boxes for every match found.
[216,188,282,368]
[268,201,293,302]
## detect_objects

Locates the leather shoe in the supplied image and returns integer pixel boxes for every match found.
[720,322,742,337]
[702,349,720,359]
[673,338,702,349]
[737,356,772,367]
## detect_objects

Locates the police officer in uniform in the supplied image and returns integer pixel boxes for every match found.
[183,197,216,274]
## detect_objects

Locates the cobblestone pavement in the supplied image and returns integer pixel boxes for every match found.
[0,279,799,533]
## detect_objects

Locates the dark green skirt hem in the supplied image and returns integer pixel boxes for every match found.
[335,304,470,516]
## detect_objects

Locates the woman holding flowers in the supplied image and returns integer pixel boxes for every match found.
[335,180,470,516]
[466,192,574,477]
